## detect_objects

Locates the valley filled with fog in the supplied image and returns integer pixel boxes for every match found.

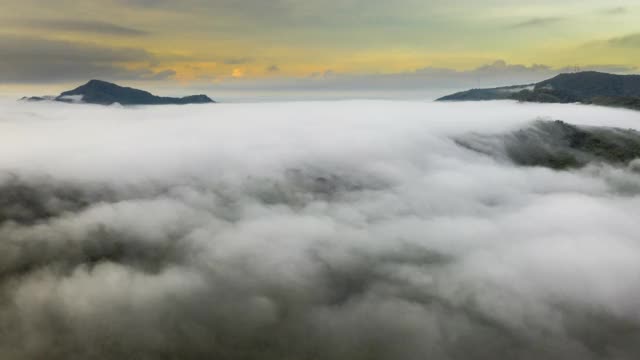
[1,99,640,359]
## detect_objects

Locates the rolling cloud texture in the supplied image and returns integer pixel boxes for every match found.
[1,100,640,359]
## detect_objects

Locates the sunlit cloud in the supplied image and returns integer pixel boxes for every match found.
[232,68,245,78]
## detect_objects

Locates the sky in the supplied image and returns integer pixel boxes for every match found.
[1,0,640,96]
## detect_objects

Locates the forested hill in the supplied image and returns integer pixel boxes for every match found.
[438,72,640,111]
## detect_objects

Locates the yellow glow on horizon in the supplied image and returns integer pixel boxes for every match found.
[0,0,639,85]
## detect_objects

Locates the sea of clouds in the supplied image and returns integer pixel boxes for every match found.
[1,99,640,359]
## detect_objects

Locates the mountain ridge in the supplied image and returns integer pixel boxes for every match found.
[438,71,640,110]
[22,79,215,105]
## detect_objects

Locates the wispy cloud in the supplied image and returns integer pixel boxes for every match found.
[25,19,148,36]
[601,7,628,15]
[223,57,253,65]
[0,35,170,83]
[607,33,640,48]
[509,17,563,29]
[204,60,636,97]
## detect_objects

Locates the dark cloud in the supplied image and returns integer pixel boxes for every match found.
[111,0,435,29]
[509,17,563,29]
[607,33,640,48]
[145,69,177,80]
[267,65,280,73]
[22,19,148,36]
[0,36,172,83]
[223,57,253,65]
[114,0,297,22]
[0,36,151,63]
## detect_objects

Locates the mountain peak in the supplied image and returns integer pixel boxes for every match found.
[83,79,119,88]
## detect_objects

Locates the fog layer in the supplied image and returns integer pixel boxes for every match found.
[1,99,640,359]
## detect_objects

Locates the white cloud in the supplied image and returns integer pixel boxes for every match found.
[1,99,640,359]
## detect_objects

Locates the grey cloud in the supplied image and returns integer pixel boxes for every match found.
[211,60,636,98]
[223,57,253,65]
[558,64,637,73]
[473,60,551,72]
[601,7,628,15]
[0,35,151,63]
[509,17,563,29]
[2,100,640,359]
[115,0,299,20]
[309,69,337,79]
[607,33,640,48]
[112,0,439,29]
[188,60,639,102]
[267,65,280,73]
[0,36,172,83]
[23,19,148,36]
[145,69,177,80]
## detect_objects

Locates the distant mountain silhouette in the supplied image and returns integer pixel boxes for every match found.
[22,80,215,105]
[438,72,640,110]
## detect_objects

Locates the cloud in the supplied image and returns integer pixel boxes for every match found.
[467,59,552,75]
[231,68,245,77]
[267,64,280,73]
[0,36,171,83]
[223,57,253,65]
[144,69,177,80]
[0,35,151,63]
[607,33,640,48]
[509,17,563,29]
[2,100,640,359]
[211,60,635,98]
[309,69,337,79]
[558,64,637,73]
[601,7,628,15]
[21,19,148,36]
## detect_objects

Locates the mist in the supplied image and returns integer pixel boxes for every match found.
[1,99,640,359]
